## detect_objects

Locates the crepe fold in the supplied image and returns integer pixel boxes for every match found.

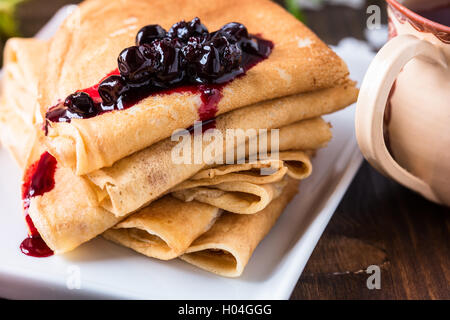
[103,196,221,260]
[171,151,311,214]
[0,38,47,168]
[28,115,319,254]
[103,173,300,264]
[87,82,355,217]
[102,150,309,262]
[41,0,354,175]
[180,177,300,277]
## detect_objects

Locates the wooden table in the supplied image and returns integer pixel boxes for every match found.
[3,0,449,300]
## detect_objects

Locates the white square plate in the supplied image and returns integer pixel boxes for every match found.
[0,5,374,299]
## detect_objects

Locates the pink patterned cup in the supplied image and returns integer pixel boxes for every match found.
[356,0,450,206]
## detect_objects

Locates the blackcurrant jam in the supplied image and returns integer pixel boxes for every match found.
[20,152,57,258]
[45,18,274,130]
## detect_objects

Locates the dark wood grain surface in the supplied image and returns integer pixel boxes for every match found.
[2,0,449,300]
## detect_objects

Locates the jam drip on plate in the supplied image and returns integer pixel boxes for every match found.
[20,236,53,258]
[20,152,57,258]
[45,17,273,130]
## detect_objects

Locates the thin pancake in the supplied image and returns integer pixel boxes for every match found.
[173,178,288,215]
[102,154,309,260]
[103,196,221,260]
[180,177,300,277]
[0,38,48,168]
[171,151,311,214]
[41,0,353,174]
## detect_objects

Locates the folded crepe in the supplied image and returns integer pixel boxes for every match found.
[171,151,312,214]
[183,150,313,184]
[40,0,353,175]
[172,179,288,215]
[103,153,309,261]
[86,84,354,217]
[180,177,300,277]
[103,179,288,261]
[0,38,47,168]
[103,196,222,260]
[28,116,321,254]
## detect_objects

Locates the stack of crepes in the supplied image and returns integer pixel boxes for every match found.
[0,0,358,277]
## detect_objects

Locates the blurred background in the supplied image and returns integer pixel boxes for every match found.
[0,0,387,66]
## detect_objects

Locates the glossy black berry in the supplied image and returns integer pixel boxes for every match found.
[191,46,223,84]
[168,17,209,42]
[45,105,71,123]
[118,46,148,82]
[136,25,166,45]
[216,22,249,43]
[240,38,260,56]
[64,92,97,116]
[98,75,126,106]
[222,43,242,70]
[168,21,190,42]
[152,38,183,83]
[181,37,203,62]
[138,44,162,72]
[188,17,208,37]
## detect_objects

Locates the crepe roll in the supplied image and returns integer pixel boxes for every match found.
[171,151,311,214]
[180,178,300,277]
[173,179,288,215]
[277,118,333,152]
[183,151,313,188]
[28,165,120,254]
[279,151,314,179]
[175,159,288,189]
[103,196,221,260]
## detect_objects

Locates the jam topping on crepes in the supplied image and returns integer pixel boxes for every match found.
[45,18,273,128]
[20,152,57,257]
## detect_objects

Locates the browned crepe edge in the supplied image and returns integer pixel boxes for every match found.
[180,177,300,277]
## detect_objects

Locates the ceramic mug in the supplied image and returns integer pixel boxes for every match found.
[356,0,450,206]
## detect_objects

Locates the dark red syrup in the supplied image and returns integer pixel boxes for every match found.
[20,152,57,257]
[20,237,53,258]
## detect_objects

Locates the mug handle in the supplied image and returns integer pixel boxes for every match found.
[355,34,447,203]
